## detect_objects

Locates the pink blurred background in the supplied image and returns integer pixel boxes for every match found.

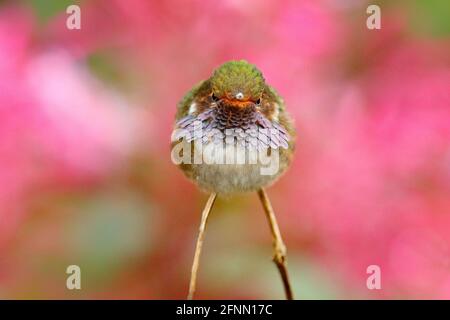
[0,0,449,299]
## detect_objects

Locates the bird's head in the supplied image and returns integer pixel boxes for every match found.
[210,60,265,109]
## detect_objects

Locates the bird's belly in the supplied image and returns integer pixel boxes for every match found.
[189,142,281,194]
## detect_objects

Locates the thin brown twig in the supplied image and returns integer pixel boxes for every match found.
[187,192,217,300]
[257,188,294,300]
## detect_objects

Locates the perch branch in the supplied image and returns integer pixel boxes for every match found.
[187,192,217,300]
[257,188,294,300]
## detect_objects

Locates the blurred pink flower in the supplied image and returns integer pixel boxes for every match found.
[280,23,450,298]
[0,7,143,249]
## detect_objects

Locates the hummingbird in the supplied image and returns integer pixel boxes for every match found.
[171,60,296,300]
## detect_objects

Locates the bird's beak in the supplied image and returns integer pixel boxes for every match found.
[221,93,254,108]
[224,99,253,108]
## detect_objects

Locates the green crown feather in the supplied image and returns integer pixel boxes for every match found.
[210,60,265,101]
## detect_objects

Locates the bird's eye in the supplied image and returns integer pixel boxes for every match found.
[256,98,261,105]
[211,93,219,101]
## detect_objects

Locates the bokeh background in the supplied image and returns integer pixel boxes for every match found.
[0,0,449,299]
